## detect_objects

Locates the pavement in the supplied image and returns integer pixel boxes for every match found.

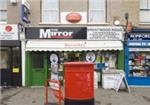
[1,87,150,105]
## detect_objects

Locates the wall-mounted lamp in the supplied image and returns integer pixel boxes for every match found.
[124,13,132,33]
[113,16,120,26]
[10,0,17,5]
[124,13,129,29]
[114,20,120,26]
[125,13,129,21]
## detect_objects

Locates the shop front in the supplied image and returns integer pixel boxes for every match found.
[0,24,22,86]
[125,29,150,86]
[25,26,124,86]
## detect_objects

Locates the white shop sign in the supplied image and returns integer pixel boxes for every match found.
[0,24,18,40]
[129,48,150,52]
[87,26,124,41]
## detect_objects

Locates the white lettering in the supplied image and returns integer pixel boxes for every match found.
[40,29,50,38]
[141,42,146,46]
[39,29,73,38]
[57,32,62,36]
[129,42,141,46]
[62,31,69,36]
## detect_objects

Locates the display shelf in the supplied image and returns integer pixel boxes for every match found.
[129,69,148,71]
[129,64,150,66]
[129,75,148,77]
[128,53,150,78]
[129,69,150,77]
[129,52,150,76]
[129,68,145,70]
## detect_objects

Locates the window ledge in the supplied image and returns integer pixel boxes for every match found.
[0,21,7,24]
[39,22,60,25]
[39,22,110,26]
[87,22,110,25]
[139,23,150,25]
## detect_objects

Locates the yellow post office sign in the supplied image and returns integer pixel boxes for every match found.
[12,68,19,73]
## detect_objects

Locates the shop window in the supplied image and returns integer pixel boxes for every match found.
[0,0,7,23]
[140,0,150,23]
[128,50,150,77]
[0,48,9,69]
[88,0,106,23]
[32,53,44,68]
[41,0,59,23]
[12,47,20,68]
[100,52,117,70]
[64,52,83,62]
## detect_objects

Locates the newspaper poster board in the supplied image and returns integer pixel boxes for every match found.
[114,73,130,93]
[114,73,124,92]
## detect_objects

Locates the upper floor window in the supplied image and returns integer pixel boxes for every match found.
[89,0,106,23]
[140,0,150,23]
[41,0,59,23]
[0,0,7,23]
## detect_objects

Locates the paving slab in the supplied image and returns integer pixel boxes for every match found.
[1,87,150,105]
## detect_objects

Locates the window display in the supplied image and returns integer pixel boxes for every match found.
[0,49,9,69]
[101,52,117,70]
[128,51,150,77]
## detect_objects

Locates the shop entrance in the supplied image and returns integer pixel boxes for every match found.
[31,52,47,86]
[26,50,123,86]
[0,47,22,86]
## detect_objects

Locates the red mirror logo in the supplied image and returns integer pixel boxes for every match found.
[5,26,12,32]
[66,13,81,23]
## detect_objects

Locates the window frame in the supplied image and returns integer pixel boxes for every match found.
[0,0,7,23]
[88,0,107,24]
[139,0,150,23]
[41,0,60,24]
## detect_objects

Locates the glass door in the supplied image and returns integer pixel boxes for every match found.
[0,47,11,86]
[0,47,22,86]
[11,47,22,86]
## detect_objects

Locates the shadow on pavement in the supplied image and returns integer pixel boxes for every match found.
[142,96,150,103]
[45,102,58,105]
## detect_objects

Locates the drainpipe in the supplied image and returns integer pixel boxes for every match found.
[21,39,25,86]
[18,23,25,86]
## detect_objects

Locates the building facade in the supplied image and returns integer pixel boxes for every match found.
[0,0,150,86]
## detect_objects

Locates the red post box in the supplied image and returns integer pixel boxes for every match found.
[64,62,94,105]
